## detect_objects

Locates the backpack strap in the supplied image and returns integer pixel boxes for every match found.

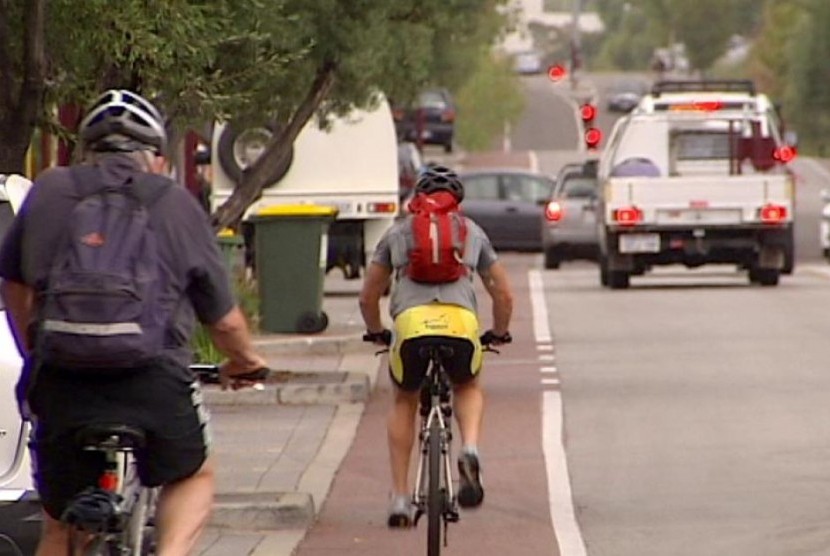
[68,165,173,207]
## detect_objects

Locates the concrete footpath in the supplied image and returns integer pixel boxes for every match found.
[194,272,387,556]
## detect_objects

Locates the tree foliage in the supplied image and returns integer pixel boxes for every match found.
[0,0,510,226]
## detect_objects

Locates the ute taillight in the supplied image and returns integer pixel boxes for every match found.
[773,145,797,163]
[368,202,397,214]
[545,201,563,222]
[613,206,643,225]
[759,203,787,224]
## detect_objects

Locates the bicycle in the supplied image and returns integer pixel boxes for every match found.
[60,364,269,555]
[364,330,508,556]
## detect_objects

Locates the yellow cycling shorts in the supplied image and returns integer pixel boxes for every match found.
[389,303,483,391]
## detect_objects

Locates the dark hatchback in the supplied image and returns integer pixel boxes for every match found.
[393,89,456,153]
[458,168,554,252]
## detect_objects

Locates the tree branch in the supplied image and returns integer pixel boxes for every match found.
[210,59,339,230]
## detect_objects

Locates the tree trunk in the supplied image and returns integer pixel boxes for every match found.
[210,60,338,231]
[0,0,47,174]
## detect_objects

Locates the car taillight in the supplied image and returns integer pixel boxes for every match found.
[441,109,455,122]
[368,202,397,214]
[392,109,405,121]
[545,201,563,222]
[613,206,643,225]
[773,145,797,163]
[759,203,787,223]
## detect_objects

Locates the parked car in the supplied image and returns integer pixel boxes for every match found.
[457,168,554,252]
[542,160,600,269]
[392,89,456,153]
[0,175,34,506]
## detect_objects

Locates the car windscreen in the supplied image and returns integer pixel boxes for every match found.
[0,201,14,310]
[558,177,597,199]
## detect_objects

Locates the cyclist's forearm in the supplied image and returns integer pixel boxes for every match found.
[491,295,513,335]
[205,306,261,366]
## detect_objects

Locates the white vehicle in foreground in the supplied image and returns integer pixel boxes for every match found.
[210,94,399,280]
[0,175,34,503]
[597,107,795,289]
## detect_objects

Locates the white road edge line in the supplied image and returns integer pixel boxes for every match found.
[541,378,561,386]
[528,269,587,556]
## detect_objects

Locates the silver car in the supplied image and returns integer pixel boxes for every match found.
[542,161,600,269]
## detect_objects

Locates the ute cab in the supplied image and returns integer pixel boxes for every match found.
[0,175,34,503]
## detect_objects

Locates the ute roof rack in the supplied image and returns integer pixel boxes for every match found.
[650,80,756,97]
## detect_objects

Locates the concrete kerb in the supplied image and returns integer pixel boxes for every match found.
[206,348,383,536]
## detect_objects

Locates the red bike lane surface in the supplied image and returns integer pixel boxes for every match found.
[294,254,562,555]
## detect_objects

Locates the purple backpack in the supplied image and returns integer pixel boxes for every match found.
[36,166,173,370]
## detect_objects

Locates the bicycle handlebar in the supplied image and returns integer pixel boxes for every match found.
[189,364,271,384]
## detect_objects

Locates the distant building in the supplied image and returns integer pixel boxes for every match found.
[499,0,604,55]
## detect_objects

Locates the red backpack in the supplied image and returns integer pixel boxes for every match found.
[406,191,468,283]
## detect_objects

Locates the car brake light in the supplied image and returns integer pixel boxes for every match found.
[392,108,405,121]
[368,202,397,214]
[441,109,455,122]
[773,145,797,163]
[545,201,563,222]
[759,203,787,223]
[613,206,643,225]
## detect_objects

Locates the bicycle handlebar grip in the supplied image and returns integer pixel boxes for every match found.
[363,329,392,346]
[480,330,512,346]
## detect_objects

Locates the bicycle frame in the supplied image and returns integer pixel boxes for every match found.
[412,348,459,554]
[65,427,155,556]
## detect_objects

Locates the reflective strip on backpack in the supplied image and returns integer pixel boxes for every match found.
[42,320,143,336]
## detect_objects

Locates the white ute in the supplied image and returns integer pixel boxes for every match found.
[211,94,399,279]
[597,103,795,289]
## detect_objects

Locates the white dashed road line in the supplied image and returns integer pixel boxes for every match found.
[528,269,587,556]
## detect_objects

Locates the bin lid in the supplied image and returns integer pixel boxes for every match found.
[217,228,237,237]
[255,204,339,217]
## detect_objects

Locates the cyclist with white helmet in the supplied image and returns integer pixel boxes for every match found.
[359,165,514,527]
[0,90,268,556]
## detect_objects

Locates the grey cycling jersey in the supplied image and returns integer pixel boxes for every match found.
[372,216,498,318]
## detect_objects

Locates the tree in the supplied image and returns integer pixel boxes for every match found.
[0,0,510,229]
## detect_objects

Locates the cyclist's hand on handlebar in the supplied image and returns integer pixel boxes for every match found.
[363,329,392,346]
[219,355,270,391]
[480,330,512,347]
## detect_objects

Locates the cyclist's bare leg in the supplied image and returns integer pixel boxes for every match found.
[154,457,216,556]
[387,387,420,495]
[34,512,70,556]
[453,378,484,449]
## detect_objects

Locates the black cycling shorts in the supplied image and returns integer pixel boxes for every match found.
[390,335,477,392]
[27,359,211,520]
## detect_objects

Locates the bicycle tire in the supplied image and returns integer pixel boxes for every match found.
[427,417,443,556]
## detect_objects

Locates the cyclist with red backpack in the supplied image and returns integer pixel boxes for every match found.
[0,90,268,556]
[359,165,514,527]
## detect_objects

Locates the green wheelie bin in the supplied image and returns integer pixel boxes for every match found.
[216,229,246,278]
[248,204,338,334]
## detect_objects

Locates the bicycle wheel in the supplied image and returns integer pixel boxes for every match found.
[427,417,443,556]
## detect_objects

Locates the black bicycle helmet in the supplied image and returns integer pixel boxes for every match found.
[79,89,167,154]
[414,164,464,202]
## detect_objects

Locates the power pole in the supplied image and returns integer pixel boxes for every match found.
[570,0,583,90]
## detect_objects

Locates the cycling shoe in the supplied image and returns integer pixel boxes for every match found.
[387,495,413,528]
[457,452,484,508]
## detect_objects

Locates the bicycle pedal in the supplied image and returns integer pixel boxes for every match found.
[445,510,460,523]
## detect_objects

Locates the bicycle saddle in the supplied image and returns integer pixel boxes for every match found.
[75,424,147,451]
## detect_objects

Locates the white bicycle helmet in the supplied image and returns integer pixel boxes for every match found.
[78,90,167,154]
